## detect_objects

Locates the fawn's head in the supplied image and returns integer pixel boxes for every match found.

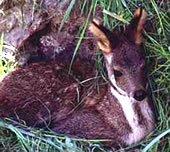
[89,8,148,102]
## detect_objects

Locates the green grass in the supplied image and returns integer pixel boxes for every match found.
[0,119,106,152]
[0,32,17,77]
[0,0,170,151]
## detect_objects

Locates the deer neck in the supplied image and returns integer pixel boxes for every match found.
[109,75,138,125]
[108,75,151,144]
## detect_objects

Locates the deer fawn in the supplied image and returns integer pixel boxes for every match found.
[0,8,155,146]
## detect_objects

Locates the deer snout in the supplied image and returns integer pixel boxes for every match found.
[134,89,147,101]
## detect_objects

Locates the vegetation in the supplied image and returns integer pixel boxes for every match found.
[0,0,169,151]
[0,32,17,77]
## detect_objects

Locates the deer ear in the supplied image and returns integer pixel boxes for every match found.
[127,7,147,45]
[89,19,111,54]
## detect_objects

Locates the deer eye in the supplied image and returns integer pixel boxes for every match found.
[113,70,123,77]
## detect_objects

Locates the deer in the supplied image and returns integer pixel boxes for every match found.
[0,7,155,146]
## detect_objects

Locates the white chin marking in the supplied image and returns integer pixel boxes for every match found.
[110,75,147,144]
[106,54,113,65]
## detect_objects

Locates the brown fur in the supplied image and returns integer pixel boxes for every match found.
[0,8,155,147]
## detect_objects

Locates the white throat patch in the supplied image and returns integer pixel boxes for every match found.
[110,75,146,144]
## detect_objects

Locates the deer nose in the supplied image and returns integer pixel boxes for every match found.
[134,90,147,101]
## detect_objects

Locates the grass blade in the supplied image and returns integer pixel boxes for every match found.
[68,0,97,73]
[142,129,170,152]
[58,0,76,32]
[103,9,129,24]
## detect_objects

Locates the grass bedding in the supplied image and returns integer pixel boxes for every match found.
[0,0,170,151]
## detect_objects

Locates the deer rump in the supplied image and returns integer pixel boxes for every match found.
[0,8,155,147]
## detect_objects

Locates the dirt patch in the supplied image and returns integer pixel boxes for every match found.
[0,0,98,69]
